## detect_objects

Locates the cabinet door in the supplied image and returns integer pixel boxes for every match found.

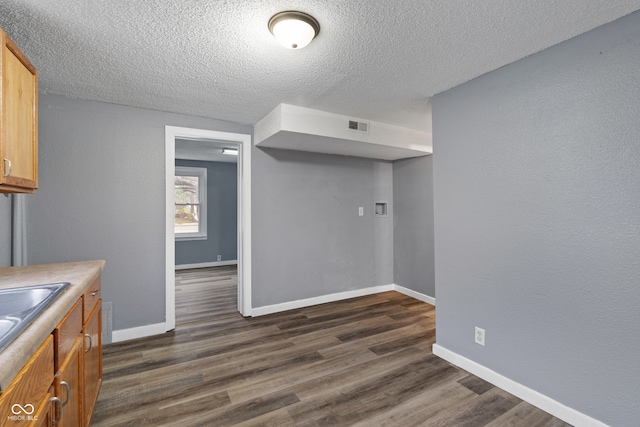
[55,335,83,427]
[29,388,54,427]
[0,336,53,424]
[0,28,38,192]
[83,300,102,427]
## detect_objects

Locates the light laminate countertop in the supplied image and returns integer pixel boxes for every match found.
[0,260,105,392]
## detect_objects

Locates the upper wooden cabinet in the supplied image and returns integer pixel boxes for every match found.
[0,27,38,193]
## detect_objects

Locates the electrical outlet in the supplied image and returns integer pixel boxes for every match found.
[358,207,364,216]
[217,255,222,261]
[475,327,485,346]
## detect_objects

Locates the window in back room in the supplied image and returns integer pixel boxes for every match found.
[175,166,207,240]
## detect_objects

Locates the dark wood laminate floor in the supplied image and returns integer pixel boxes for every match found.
[91,267,572,426]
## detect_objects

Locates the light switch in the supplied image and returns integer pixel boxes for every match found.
[358,207,364,216]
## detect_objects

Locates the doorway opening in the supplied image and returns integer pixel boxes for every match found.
[165,126,252,331]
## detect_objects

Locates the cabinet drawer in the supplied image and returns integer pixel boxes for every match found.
[0,335,54,420]
[54,299,82,371]
[83,276,101,323]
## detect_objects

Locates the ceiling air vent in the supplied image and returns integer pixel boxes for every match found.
[348,119,369,133]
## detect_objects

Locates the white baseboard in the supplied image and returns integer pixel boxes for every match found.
[393,284,436,305]
[111,322,170,343]
[251,284,434,317]
[251,284,396,317]
[432,344,608,427]
[175,260,238,270]
[110,284,433,342]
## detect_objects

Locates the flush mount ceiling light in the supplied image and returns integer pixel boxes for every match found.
[268,11,320,49]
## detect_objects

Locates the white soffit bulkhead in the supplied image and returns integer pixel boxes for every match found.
[254,104,432,161]
[175,139,238,163]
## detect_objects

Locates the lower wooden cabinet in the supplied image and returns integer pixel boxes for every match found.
[53,298,83,427]
[83,284,102,426]
[0,336,53,426]
[0,273,103,427]
[54,336,83,427]
[31,388,54,427]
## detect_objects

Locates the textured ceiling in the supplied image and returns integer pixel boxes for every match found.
[1,1,639,131]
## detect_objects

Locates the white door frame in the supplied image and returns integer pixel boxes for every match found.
[165,126,252,330]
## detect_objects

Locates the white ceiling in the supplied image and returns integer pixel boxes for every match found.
[1,1,639,131]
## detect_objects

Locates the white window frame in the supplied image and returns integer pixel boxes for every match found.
[175,166,207,241]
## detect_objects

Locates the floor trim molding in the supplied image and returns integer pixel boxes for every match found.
[393,284,436,305]
[251,284,396,317]
[252,284,435,317]
[432,344,608,427]
[112,322,169,343]
[112,285,435,341]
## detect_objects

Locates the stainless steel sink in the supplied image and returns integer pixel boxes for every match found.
[0,283,70,351]
[0,318,19,339]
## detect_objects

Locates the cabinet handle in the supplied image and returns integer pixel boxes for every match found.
[85,333,92,353]
[2,158,10,177]
[60,381,70,407]
[91,290,98,296]
[51,396,63,426]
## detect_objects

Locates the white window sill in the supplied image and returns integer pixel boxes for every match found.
[175,234,208,241]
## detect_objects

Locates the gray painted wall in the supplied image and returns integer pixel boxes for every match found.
[0,195,10,267]
[373,162,394,288]
[393,156,434,297]
[432,11,640,426]
[175,159,237,265]
[252,147,393,307]
[31,94,251,330]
